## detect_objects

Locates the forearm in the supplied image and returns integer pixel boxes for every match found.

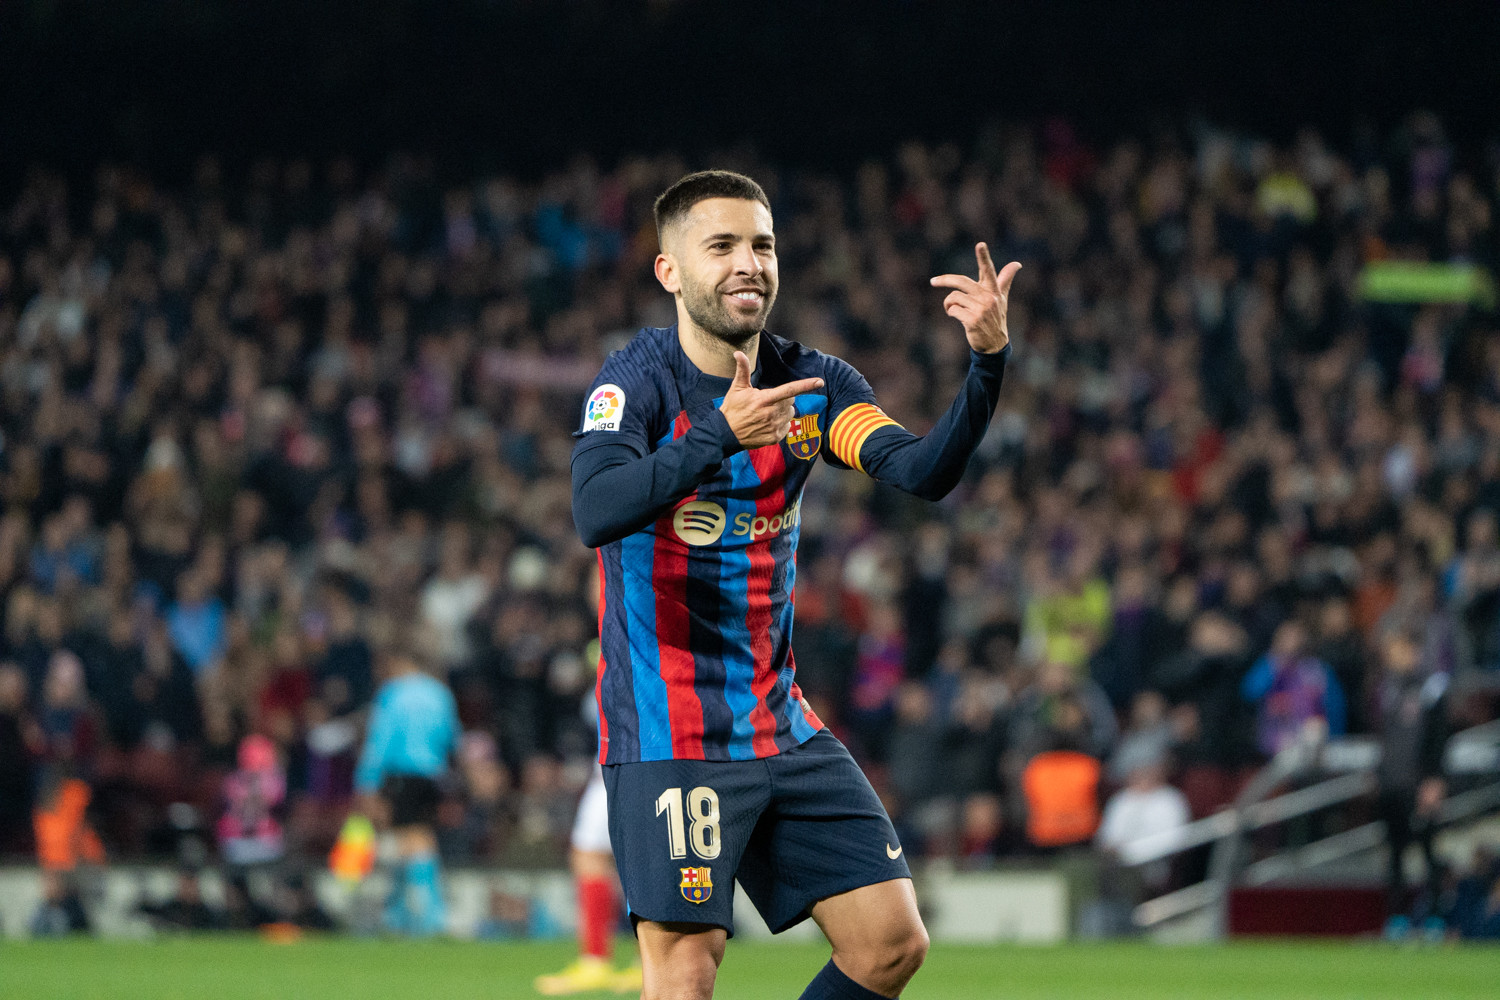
[571,411,742,547]
[859,346,1008,500]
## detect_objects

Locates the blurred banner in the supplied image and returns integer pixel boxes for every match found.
[1358,262,1497,308]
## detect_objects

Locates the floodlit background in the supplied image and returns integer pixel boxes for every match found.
[1,2,1499,993]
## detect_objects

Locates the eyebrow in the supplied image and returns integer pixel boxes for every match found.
[700,232,775,245]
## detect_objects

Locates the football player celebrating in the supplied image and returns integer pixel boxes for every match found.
[572,170,1019,1000]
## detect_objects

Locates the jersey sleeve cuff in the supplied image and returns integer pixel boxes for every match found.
[702,408,744,457]
[969,342,1012,370]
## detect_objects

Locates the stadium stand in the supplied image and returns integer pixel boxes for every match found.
[0,114,1498,938]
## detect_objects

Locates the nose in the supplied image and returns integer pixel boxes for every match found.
[731,243,762,276]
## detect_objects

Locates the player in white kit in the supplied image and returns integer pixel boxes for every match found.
[535,694,642,994]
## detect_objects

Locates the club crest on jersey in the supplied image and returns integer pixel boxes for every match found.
[582,383,625,433]
[785,413,821,460]
[680,866,713,904]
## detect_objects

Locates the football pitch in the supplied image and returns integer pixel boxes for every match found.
[2,938,1498,1000]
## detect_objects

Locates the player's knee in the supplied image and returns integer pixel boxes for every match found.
[888,922,930,981]
[642,948,719,1000]
[837,922,929,992]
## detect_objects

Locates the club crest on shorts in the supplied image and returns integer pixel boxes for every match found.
[679,866,713,904]
[785,413,821,460]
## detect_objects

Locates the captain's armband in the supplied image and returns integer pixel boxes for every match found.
[827,403,903,472]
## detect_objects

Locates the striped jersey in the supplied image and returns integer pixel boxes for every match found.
[573,326,902,764]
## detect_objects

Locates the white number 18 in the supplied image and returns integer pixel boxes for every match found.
[655,786,721,860]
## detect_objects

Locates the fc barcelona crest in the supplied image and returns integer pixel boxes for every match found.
[680,866,713,904]
[786,413,821,460]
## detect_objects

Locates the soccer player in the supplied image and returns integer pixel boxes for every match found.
[355,644,460,937]
[534,761,643,995]
[571,170,1019,1000]
[536,686,643,995]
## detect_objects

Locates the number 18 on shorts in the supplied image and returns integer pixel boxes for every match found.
[602,731,912,934]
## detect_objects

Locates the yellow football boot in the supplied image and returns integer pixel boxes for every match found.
[610,963,643,994]
[534,956,620,995]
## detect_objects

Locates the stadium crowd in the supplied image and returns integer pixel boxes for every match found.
[0,113,1498,928]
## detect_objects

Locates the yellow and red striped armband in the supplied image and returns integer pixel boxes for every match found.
[827,403,903,473]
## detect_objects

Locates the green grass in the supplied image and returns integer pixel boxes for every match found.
[1,937,1497,999]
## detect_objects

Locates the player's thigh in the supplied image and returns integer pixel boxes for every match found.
[738,732,911,932]
[636,920,727,999]
[602,757,768,931]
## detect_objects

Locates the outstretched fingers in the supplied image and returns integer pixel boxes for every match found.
[976,242,998,288]
[996,260,1022,296]
[761,376,826,402]
[929,273,981,293]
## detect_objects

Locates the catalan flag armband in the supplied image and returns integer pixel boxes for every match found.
[827,403,902,473]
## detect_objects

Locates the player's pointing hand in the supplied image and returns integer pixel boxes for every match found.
[720,350,825,450]
[929,242,1021,354]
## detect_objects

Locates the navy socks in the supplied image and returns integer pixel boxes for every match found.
[797,960,895,1000]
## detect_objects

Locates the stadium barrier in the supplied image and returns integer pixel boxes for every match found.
[0,864,1070,943]
[1124,719,1500,940]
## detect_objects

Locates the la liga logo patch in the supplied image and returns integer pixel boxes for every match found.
[583,384,625,432]
[680,866,713,903]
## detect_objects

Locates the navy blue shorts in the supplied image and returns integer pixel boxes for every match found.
[602,730,910,935]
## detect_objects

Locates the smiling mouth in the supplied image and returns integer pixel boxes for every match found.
[725,289,764,306]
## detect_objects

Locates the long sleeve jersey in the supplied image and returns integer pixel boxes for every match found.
[571,325,1008,764]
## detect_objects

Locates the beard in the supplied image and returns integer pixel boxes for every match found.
[679,271,777,345]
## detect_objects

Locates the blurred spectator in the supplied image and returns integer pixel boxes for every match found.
[1312,596,1369,733]
[1155,611,1254,769]
[846,600,907,761]
[1089,563,1177,711]
[37,651,100,773]
[1375,630,1451,940]
[1023,545,1111,674]
[166,570,228,678]
[1009,660,1118,766]
[1242,620,1347,758]
[1107,691,1176,785]
[446,730,511,861]
[421,522,490,672]
[217,734,286,868]
[30,776,105,936]
[1449,847,1500,940]
[1444,508,1500,668]
[1096,749,1191,892]
[0,663,37,852]
[311,585,374,717]
[1020,737,1102,851]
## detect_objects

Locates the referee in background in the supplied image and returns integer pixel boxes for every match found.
[355,639,460,936]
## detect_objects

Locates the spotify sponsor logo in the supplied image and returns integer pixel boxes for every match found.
[672,499,802,546]
[673,501,727,546]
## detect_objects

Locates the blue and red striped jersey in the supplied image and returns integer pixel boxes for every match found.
[572,326,886,764]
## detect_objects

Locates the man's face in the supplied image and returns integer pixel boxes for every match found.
[659,197,778,342]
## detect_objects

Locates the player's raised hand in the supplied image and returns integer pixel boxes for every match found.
[929,243,1021,354]
[719,350,825,450]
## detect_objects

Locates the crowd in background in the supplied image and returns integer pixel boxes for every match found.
[1,113,1499,909]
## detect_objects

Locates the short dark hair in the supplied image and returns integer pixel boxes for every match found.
[653,170,770,248]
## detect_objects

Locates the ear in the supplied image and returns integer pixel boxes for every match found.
[654,252,680,294]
